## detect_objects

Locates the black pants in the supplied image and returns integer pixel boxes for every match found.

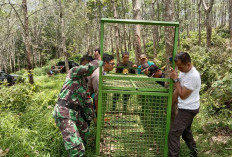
[112,93,130,111]
[168,108,199,157]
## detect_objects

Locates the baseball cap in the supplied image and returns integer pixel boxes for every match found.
[140,54,147,60]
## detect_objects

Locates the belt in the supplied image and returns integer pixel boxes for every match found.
[57,99,80,111]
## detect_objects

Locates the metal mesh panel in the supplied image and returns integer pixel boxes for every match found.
[99,76,169,157]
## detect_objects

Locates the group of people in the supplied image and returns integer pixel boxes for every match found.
[52,49,201,157]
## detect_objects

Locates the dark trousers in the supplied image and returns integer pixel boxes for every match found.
[168,108,199,157]
[112,93,130,111]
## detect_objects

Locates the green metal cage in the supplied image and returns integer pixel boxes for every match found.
[96,18,179,157]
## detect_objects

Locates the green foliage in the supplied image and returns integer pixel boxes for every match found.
[0,74,67,157]
[68,53,83,64]
[0,83,38,112]
[215,27,230,39]
[210,72,232,116]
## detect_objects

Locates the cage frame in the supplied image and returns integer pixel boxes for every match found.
[96,18,179,157]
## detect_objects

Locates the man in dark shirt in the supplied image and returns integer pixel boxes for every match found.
[113,51,136,111]
[116,51,136,74]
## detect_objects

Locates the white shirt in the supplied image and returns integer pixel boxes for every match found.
[178,67,201,110]
[87,67,106,100]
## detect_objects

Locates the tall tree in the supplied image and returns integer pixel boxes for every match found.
[112,0,120,63]
[202,0,214,48]
[132,0,142,64]
[198,0,202,45]
[151,0,158,58]
[59,0,69,72]
[22,0,34,84]
[163,0,175,76]
[229,0,232,47]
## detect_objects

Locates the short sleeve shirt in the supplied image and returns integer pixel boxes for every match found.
[178,67,201,110]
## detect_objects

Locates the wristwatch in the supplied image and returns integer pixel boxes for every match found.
[173,78,180,83]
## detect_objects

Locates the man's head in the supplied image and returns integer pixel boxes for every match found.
[148,65,162,78]
[103,53,114,72]
[121,51,129,64]
[94,48,101,60]
[174,52,192,73]
[140,54,148,65]
[141,63,150,75]
[80,54,94,65]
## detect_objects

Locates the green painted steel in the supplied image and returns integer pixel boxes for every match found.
[101,18,179,26]
[96,21,105,155]
[96,18,179,157]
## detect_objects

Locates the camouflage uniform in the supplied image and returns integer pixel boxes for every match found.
[53,62,99,157]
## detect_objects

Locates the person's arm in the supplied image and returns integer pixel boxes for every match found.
[70,64,95,80]
[92,73,99,101]
[170,68,192,100]
[174,81,192,99]
[87,76,94,95]
[172,89,178,105]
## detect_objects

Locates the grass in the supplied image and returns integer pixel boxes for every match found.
[0,72,231,157]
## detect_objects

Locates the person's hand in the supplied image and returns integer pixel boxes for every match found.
[94,51,101,60]
[132,64,137,68]
[169,67,178,80]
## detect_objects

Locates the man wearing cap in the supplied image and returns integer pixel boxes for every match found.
[53,56,102,157]
[147,64,165,86]
[138,54,155,74]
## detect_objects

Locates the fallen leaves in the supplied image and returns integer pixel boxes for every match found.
[0,148,9,156]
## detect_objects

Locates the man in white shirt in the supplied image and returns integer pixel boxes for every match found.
[169,52,201,157]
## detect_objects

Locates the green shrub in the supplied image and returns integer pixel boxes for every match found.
[0,74,67,157]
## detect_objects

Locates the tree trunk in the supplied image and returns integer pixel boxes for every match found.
[229,0,232,47]
[132,0,142,64]
[59,0,69,73]
[128,30,132,52]
[142,30,147,55]
[203,0,214,49]
[22,0,34,84]
[110,27,114,55]
[163,0,175,77]
[184,0,190,37]
[112,0,120,63]
[59,0,69,72]
[198,0,202,45]
[152,0,158,58]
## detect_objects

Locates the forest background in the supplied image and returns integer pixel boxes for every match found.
[0,0,232,156]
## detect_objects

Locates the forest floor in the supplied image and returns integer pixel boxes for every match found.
[0,73,231,157]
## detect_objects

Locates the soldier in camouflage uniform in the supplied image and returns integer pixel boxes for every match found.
[53,56,101,157]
